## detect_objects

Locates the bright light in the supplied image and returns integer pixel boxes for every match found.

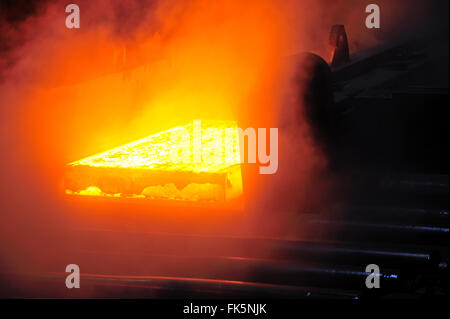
[65,120,243,202]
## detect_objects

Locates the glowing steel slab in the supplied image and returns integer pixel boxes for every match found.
[64,120,243,202]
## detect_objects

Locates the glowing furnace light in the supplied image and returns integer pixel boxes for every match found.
[64,120,243,202]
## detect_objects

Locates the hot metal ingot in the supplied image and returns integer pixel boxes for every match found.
[64,120,243,202]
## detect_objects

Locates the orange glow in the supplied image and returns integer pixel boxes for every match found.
[1,0,367,254]
[65,120,243,202]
